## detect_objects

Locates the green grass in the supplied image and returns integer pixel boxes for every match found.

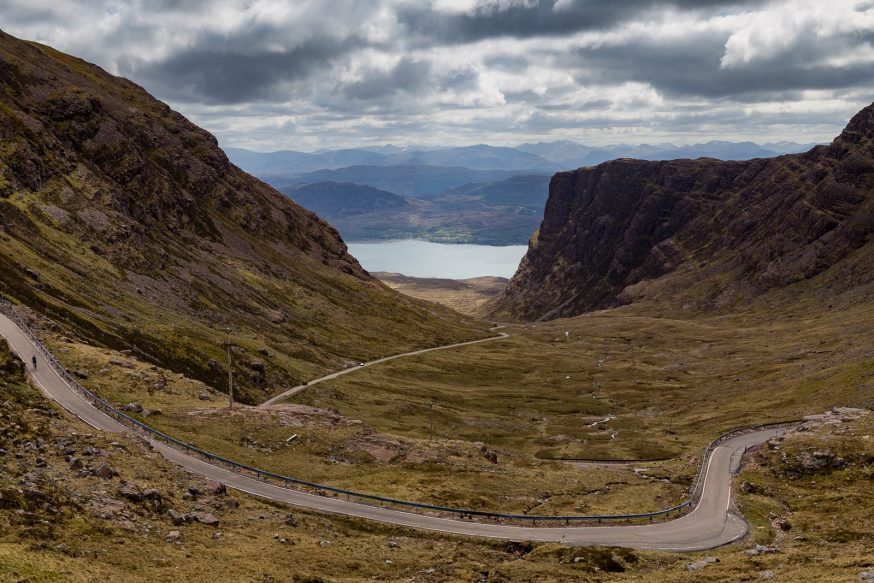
[3,339,869,581]
[37,249,873,517]
[1,340,687,582]
[43,338,689,517]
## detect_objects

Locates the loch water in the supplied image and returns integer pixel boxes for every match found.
[347,240,527,279]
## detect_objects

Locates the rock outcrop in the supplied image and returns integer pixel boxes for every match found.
[489,104,874,321]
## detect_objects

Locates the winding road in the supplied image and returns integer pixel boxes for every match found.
[262,328,509,406]
[0,312,786,551]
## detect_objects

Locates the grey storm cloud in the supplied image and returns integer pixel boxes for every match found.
[397,0,770,44]
[343,58,433,101]
[566,24,874,99]
[120,31,367,104]
[0,0,871,149]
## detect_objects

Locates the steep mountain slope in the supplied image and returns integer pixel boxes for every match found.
[0,30,487,402]
[490,104,874,321]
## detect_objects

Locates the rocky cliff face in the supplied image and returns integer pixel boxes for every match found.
[490,104,874,321]
[0,31,484,402]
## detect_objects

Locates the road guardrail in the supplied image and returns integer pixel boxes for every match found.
[0,300,800,525]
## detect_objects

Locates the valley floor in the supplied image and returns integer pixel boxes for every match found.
[374,272,507,316]
[2,257,871,581]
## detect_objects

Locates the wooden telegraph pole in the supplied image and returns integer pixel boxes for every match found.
[225,327,235,409]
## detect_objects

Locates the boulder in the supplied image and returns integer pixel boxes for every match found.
[798,449,836,472]
[166,509,186,526]
[478,443,498,464]
[90,497,126,517]
[266,310,286,324]
[142,488,161,501]
[122,402,144,413]
[142,488,163,512]
[165,530,181,543]
[118,482,142,502]
[187,512,220,526]
[94,462,117,479]
[754,544,780,554]
[686,557,718,571]
[740,480,757,494]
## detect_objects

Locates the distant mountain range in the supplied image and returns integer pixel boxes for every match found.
[283,182,409,217]
[227,140,818,178]
[280,175,551,245]
[226,140,819,245]
[278,165,527,197]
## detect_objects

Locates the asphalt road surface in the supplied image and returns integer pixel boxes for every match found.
[0,313,785,550]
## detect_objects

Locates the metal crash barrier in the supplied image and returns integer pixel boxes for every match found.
[0,300,800,525]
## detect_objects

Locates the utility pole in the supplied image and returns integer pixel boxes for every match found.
[225,327,235,409]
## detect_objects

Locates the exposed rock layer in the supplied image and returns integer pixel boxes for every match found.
[490,104,874,321]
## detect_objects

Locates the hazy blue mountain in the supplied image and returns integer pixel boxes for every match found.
[514,140,599,167]
[284,165,532,197]
[313,149,391,168]
[274,175,550,245]
[282,182,409,218]
[224,147,334,175]
[224,140,820,245]
[398,145,558,171]
[227,140,818,181]
[433,174,551,207]
[761,141,822,154]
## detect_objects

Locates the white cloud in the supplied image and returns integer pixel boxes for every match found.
[721,0,874,68]
[0,0,871,150]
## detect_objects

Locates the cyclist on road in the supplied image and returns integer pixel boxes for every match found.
[31,355,37,370]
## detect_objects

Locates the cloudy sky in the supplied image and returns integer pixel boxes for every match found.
[2,0,874,151]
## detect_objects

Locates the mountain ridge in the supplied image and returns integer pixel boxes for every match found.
[0,30,486,402]
[227,140,818,179]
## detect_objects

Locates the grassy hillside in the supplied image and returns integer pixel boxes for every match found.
[36,245,872,516]
[2,338,870,582]
[0,30,487,404]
